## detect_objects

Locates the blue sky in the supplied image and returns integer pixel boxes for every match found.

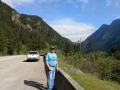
[2,0,120,42]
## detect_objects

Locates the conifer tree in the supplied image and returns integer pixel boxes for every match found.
[86,38,94,53]
[64,40,72,56]
[0,28,6,52]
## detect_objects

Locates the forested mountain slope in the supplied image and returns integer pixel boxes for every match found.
[0,0,72,55]
[82,19,120,52]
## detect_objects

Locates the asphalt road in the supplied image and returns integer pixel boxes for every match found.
[0,55,47,90]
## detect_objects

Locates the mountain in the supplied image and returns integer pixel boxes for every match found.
[0,1,73,55]
[82,19,120,52]
[72,42,77,45]
[14,13,71,49]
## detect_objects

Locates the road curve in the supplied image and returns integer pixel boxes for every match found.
[0,55,47,90]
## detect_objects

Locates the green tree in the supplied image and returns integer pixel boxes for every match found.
[28,31,46,51]
[64,40,72,56]
[0,28,6,53]
[7,39,15,55]
[86,38,94,53]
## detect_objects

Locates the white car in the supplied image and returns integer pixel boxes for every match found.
[27,51,40,61]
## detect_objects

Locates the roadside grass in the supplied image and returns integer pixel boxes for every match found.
[58,59,120,90]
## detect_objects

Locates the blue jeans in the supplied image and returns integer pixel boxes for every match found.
[46,67,56,90]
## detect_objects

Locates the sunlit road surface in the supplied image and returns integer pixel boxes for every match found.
[0,55,47,90]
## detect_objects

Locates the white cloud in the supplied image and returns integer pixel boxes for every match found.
[66,0,73,3]
[106,0,120,7]
[1,0,60,8]
[2,0,34,8]
[106,0,111,7]
[116,16,120,19]
[115,0,120,7]
[78,0,89,11]
[77,0,89,4]
[48,18,96,42]
[66,0,89,4]
[38,0,57,3]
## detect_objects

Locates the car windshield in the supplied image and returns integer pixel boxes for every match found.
[28,52,38,54]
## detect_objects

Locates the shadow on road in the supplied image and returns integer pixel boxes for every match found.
[23,60,27,62]
[24,80,46,90]
[23,60,39,62]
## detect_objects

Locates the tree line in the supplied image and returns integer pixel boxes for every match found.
[63,39,120,84]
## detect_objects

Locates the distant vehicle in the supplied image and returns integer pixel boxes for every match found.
[27,51,40,61]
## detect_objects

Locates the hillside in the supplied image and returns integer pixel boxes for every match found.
[82,19,120,52]
[0,0,73,55]
[16,13,71,49]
